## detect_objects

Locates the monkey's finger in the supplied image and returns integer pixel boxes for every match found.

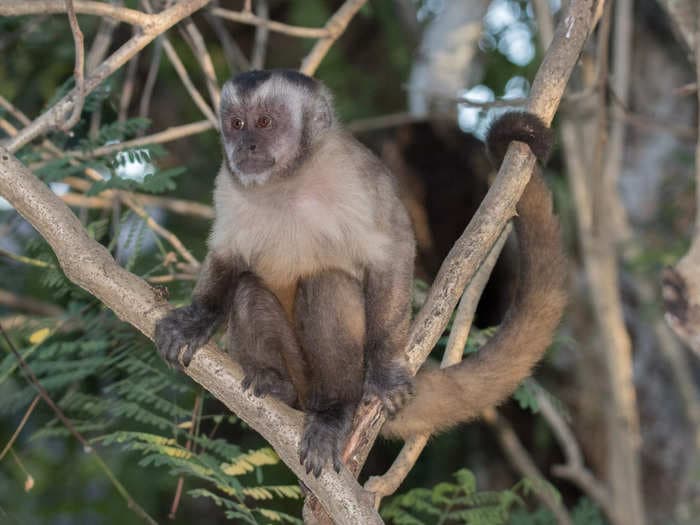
[242,375,254,392]
[332,449,342,473]
[313,462,323,478]
[181,343,197,368]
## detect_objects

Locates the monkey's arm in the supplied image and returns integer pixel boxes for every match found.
[155,252,240,367]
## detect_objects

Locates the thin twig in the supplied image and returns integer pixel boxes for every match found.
[0,290,63,317]
[536,390,614,516]
[168,393,202,519]
[67,120,215,158]
[0,0,152,27]
[364,227,510,502]
[250,0,269,70]
[118,50,140,123]
[62,0,86,132]
[0,323,158,525]
[300,0,369,76]
[82,167,200,269]
[180,18,221,112]
[482,407,573,525]
[6,0,212,152]
[204,10,250,74]
[0,396,40,462]
[210,7,330,39]
[139,39,164,123]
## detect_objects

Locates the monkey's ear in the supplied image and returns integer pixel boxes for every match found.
[308,85,335,139]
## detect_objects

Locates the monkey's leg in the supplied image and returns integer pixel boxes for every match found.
[294,271,366,477]
[229,273,303,406]
[363,234,415,416]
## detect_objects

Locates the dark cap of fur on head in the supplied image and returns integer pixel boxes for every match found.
[228,69,320,97]
[486,111,554,165]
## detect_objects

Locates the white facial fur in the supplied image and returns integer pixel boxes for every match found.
[219,76,310,187]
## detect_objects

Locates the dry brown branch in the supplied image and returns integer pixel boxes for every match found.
[602,0,633,243]
[61,190,214,220]
[62,0,86,132]
[0,0,152,26]
[0,396,40,463]
[130,0,220,128]
[147,273,197,284]
[118,50,140,123]
[210,7,330,39]
[85,6,120,74]
[65,120,215,158]
[251,0,269,70]
[534,1,645,523]
[0,96,31,127]
[536,390,613,518]
[0,148,382,525]
[180,18,221,111]
[305,2,598,521]
[139,39,164,121]
[662,3,700,357]
[0,290,63,317]
[204,9,251,73]
[5,0,212,152]
[364,228,510,502]
[300,0,369,76]
[81,167,201,269]
[0,101,204,271]
[482,407,573,525]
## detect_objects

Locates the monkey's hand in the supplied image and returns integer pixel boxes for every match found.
[363,362,414,417]
[155,302,220,368]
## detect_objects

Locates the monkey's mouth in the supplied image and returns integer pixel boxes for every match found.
[233,156,276,174]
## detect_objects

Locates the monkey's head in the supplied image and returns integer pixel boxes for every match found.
[219,69,335,187]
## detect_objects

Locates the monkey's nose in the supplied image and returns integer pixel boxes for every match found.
[249,144,257,152]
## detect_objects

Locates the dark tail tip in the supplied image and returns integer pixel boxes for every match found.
[486,111,553,165]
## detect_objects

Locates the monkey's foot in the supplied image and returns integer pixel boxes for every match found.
[299,409,349,477]
[155,304,218,368]
[364,363,414,417]
[241,367,297,404]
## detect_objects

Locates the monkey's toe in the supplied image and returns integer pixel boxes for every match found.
[299,413,343,478]
[364,363,414,417]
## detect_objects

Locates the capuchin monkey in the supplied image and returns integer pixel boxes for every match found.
[155,69,567,477]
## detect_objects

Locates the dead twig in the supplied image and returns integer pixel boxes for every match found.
[300,0,369,76]
[62,0,86,132]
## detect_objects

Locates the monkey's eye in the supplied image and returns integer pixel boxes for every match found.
[256,115,272,129]
[231,118,245,130]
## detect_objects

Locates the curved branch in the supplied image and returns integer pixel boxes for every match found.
[306,0,598,520]
[5,0,212,152]
[0,0,152,27]
[0,148,382,525]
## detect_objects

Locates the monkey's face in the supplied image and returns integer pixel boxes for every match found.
[219,70,335,187]
[220,97,302,186]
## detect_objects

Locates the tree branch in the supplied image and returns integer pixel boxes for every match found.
[307,0,598,520]
[0,146,381,525]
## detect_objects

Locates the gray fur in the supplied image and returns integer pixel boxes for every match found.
[157,70,416,477]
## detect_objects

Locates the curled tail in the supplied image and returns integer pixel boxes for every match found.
[382,112,567,440]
